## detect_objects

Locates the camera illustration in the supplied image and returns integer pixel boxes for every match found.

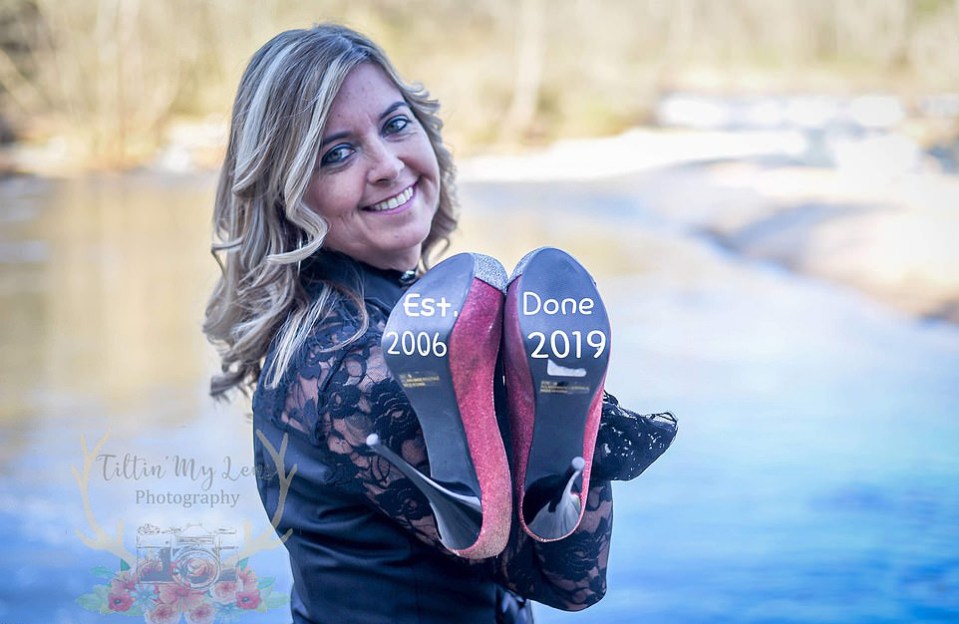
[137,524,239,590]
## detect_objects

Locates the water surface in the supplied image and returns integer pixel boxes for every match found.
[1,169,957,623]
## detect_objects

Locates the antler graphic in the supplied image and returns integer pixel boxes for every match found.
[72,432,137,568]
[224,429,297,566]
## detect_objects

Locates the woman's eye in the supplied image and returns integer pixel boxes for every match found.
[320,144,353,167]
[384,116,411,134]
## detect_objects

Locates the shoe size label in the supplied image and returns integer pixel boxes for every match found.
[539,380,591,395]
[396,372,442,388]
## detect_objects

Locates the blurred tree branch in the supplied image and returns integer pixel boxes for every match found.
[0,44,42,113]
[502,0,545,140]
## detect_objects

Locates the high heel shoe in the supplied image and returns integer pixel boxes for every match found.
[503,247,611,542]
[369,253,512,559]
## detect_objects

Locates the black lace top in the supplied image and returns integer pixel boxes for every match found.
[251,252,675,624]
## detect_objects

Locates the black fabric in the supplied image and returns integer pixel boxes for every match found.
[496,585,534,624]
[592,393,678,482]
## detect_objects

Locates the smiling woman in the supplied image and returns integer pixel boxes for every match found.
[202,22,673,624]
[204,24,457,398]
[305,63,442,271]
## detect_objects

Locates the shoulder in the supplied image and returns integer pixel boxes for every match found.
[273,296,382,388]
[306,299,393,393]
[253,296,390,434]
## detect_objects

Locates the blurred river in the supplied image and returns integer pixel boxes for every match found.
[1,151,957,622]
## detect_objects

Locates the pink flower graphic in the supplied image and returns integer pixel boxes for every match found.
[236,588,262,610]
[237,566,258,590]
[110,570,138,593]
[107,589,134,612]
[210,579,239,604]
[145,601,179,624]
[80,557,287,619]
[184,599,216,624]
[158,583,204,611]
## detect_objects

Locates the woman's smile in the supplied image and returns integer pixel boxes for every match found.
[364,182,416,213]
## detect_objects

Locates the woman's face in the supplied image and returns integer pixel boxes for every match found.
[305,62,441,271]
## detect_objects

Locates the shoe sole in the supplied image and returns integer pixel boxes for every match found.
[382,253,511,558]
[504,247,610,541]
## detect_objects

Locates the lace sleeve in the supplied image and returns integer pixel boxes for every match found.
[489,392,676,610]
[279,314,447,550]
[592,392,678,482]
[490,480,613,611]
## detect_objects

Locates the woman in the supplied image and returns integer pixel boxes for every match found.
[204,23,676,624]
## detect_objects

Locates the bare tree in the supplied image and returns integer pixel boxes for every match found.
[502,0,546,139]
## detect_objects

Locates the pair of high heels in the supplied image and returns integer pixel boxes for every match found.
[367,248,611,559]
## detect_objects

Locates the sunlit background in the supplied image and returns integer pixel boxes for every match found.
[1,1,958,622]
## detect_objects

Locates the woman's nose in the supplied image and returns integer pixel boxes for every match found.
[366,140,403,184]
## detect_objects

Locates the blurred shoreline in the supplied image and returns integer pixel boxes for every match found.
[2,92,957,327]
[462,92,959,326]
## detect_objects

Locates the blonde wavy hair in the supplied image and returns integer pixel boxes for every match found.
[204,24,458,400]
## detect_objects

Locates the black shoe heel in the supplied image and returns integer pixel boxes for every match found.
[366,433,482,549]
[525,456,585,539]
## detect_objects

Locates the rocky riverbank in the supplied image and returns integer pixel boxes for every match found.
[459,101,959,324]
